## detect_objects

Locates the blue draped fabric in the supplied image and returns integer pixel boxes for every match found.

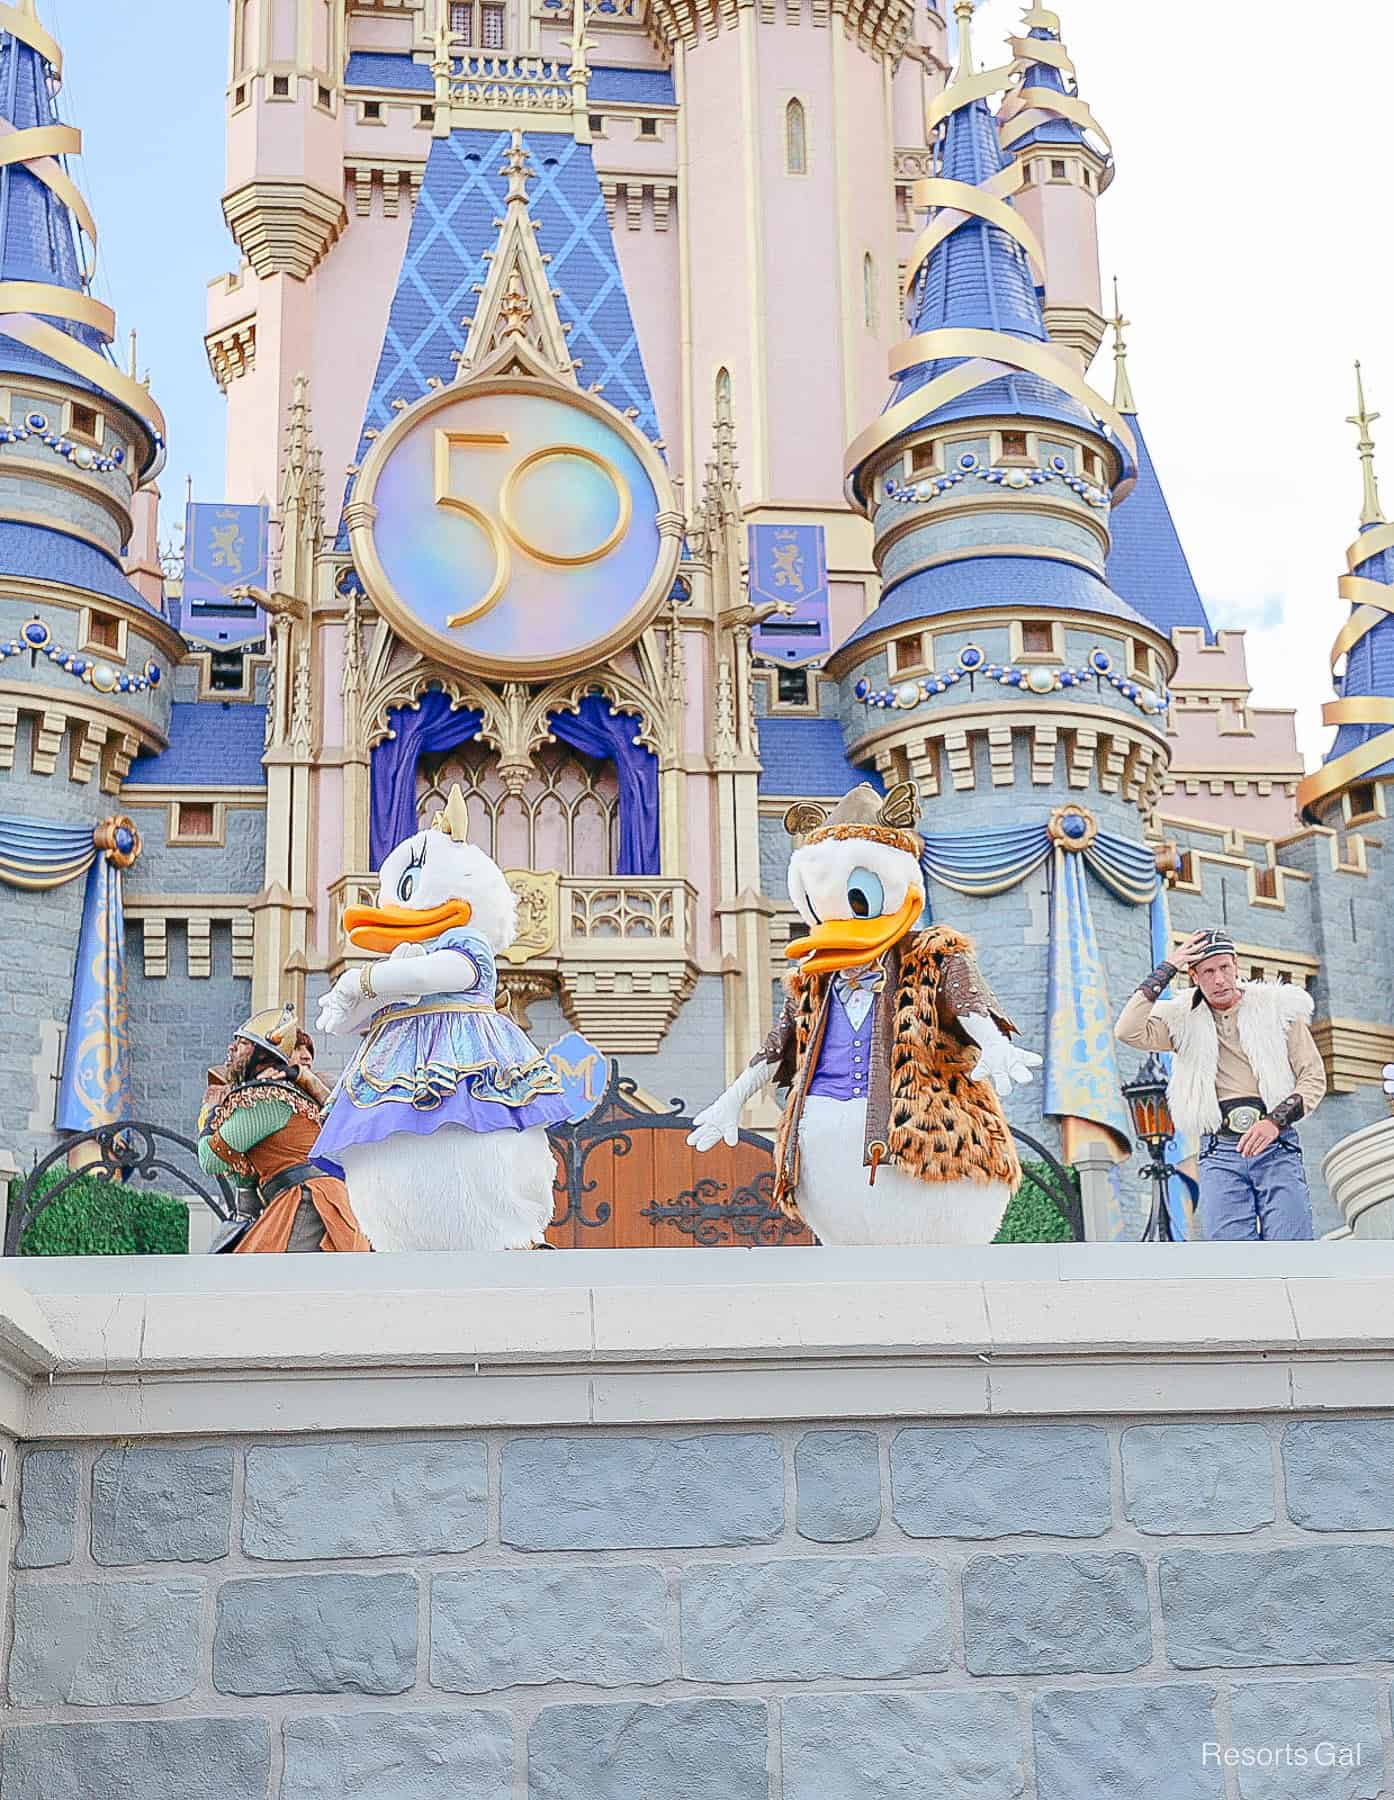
[56,853,133,1131]
[547,694,659,876]
[918,819,1163,1178]
[0,816,135,1129]
[1044,847,1131,1144]
[370,690,483,869]
[369,690,660,875]
[0,814,98,889]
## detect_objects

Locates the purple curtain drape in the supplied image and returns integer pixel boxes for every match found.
[370,690,481,868]
[369,689,660,876]
[548,694,659,876]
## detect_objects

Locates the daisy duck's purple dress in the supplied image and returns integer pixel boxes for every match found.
[313,926,569,1161]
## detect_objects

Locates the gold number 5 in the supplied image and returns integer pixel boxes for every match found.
[435,430,632,628]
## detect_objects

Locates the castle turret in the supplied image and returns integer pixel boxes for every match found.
[1297,363,1394,829]
[833,0,1172,836]
[0,1,181,1174]
[996,4,1112,371]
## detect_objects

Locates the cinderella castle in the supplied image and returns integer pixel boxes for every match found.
[0,0,1389,1237]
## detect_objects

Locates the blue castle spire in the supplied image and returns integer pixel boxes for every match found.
[0,3,164,465]
[0,7,100,353]
[1299,364,1394,817]
[1102,286,1212,639]
[837,0,1148,654]
[884,7,1096,455]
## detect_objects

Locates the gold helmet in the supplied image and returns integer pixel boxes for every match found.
[233,1002,299,1069]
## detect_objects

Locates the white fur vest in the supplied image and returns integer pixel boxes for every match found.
[1151,982,1314,1140]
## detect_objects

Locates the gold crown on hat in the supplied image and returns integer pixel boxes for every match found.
[783,780,920,845]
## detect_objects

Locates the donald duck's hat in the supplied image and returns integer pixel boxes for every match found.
[783,780,922,856]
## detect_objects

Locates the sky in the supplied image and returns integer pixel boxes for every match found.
[46,0,1394,767]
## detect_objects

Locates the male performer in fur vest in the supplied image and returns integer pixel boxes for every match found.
[1115,928,1325,1240]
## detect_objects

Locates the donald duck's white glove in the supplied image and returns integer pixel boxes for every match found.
[687,1059,775,1152]
[1384,1062,1394,1098]
[960,1013,1042,1100]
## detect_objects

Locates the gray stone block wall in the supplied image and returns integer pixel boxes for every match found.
[10,1414,1394,1796]
[124,920,251,1143]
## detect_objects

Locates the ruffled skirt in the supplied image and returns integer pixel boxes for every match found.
[313,1001,570,1158]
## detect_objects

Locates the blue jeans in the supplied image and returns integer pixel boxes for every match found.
[1197,1130,1314,1241]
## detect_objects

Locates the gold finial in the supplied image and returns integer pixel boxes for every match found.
[1349,360,1385,528]
[1108,276,1136,416]
[430,784,472,843]
[502,129,531,208]
[953,0,976,76]
[1020,4,1061,30]
[498,268,533,342]
[127,328,138,379]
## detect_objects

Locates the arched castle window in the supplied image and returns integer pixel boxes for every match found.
[785,99,807,175]
[235,0,254,72]
[863,253,877,329]
[417,739,619,876]
[715,366,732,421]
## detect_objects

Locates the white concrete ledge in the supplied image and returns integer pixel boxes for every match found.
[7,1244,1394,1436]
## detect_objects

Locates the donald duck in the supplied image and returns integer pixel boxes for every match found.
[689,782,1040,1245]
[313,787,569,1251]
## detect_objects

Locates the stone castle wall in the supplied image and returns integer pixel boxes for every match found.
[6,1246,1394,1798]
[11,1415,1394,1798]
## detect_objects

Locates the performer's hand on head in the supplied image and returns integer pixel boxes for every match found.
[1169,930,1211,972]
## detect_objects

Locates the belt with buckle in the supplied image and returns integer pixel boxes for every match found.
[1215,1098,1265,1139]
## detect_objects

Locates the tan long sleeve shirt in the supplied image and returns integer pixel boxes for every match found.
[1115,987,1326,1119]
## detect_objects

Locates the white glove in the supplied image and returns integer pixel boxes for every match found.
[316,968,374,1038]
[687,1059,775,1152]
[960,1013,1043,1099]
[1384,1062,1394,1098]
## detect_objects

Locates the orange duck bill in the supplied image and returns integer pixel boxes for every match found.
[783,890,922,975]
[344,897,473,953]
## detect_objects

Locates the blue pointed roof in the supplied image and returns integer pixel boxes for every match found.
[1105,411,1212,639]
[339,127,660,542]
[0,20,103,358]
[888,86,1093,443]
[1004,24,1088,153]
[1327,532,1394,780]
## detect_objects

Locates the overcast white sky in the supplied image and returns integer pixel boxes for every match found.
[52,0,1394,769]
[972,0,1394,766]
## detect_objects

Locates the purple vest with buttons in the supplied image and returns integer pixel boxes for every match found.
[808,990,875,1101]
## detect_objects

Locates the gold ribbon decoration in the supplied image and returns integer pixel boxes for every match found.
[1345,521,1394,574]
[998,89,1111,155]
[904,174,1046,294]
[1330,574,1394,668]
[0,3,62,74]
[0,126,98,264]
[0,28,166,469]
[845,326,1137,507]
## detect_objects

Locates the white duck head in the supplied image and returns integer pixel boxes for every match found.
[783,781,925,975]
[345,787,518,955]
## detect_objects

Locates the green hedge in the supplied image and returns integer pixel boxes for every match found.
[13,1168,189,1257]
[992,1159,1078,1244]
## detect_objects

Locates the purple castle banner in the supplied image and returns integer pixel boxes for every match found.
[749,523,830,662]
[183,503,269,645]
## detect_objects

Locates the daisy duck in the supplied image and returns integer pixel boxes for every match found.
[314,787,569,1250]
